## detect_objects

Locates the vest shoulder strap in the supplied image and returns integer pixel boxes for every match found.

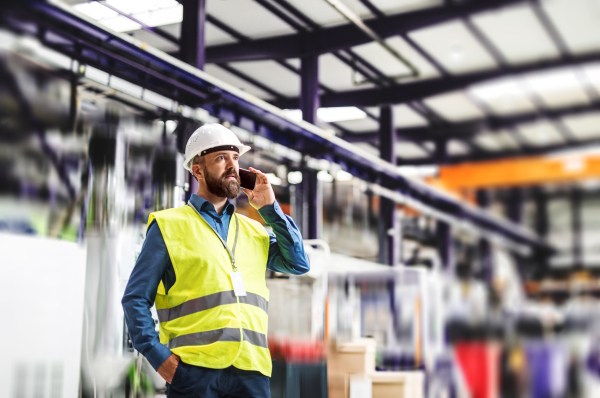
[147,206,193,231]
[235,212,269,237]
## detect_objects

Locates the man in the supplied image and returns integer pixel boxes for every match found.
[122,124,310,397]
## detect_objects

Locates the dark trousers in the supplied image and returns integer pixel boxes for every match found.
[166,362,270,398]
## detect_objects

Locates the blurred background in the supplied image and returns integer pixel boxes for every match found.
[3,0,600,397]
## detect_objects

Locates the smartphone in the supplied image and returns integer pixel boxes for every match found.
[239,168,257,190]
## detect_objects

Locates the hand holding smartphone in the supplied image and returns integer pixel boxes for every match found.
[239,168,257,190]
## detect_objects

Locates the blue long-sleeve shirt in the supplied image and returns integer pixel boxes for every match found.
[122,194,310,370]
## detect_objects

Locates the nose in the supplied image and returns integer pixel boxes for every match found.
[226,156,238,171]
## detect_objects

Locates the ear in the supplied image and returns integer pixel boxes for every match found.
[192,164,203,181]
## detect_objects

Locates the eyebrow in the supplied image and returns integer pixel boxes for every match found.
[214,152,239,157]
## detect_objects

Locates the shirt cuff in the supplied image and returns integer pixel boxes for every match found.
[258,200,285,224]
[144,341,173,371]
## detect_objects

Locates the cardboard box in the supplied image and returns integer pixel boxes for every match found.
[327,338,376,375]
[327,339,424,398]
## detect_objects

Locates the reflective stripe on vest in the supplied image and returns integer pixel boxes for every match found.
[167,328,268,349]
[156,291,268,323]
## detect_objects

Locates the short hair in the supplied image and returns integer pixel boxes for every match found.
[191,155,205,181]
[192,154,205,166]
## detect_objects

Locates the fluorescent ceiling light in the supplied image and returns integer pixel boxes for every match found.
[287,171,303,185]
[396,165,438,178]
[84,65,110,85]
[99,16,142,32]
[317,170,334,182]
[266,173,283,186]
[282,107,367,123]
[73,1,182,32]
[525,67,580,92]
[135,6,182,28]
[104,0,180,14]
[281,109,303,122]
[73,2,118,19]
[109,76,143,98]
[143,89,173,110]
[336,170,353,181]
[317,106,366,122]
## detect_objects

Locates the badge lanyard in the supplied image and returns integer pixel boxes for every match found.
[187,201,246,296]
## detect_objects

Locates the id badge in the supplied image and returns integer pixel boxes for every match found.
[229,271,247,297]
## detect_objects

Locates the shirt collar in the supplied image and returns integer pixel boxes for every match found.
[190,194,235,216]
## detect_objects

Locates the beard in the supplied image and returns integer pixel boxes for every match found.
[204,166,241,199]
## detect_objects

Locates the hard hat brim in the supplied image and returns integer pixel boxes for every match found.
[183,144,251,172]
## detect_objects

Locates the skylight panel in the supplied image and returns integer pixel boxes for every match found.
[352,41,414,77]
[582,63,600,95]
[561,112,600,141]
[135,6,183,28]
[284,0,357,27]
[99,16,142,33]
[423,91,486,122]
[204,64,275,100]
[73,0,183,33]
[447,140,470,156]
[469,77,537,116]
[228,61,300,97]
[392,104,428,127]
[207,0,296,39]
[73,2,118,19]
[350,36,439,82]
[396,142,429,159]
[517,121,565,147]
[473,133,503,152]
[369,0,442,15]
[334,117,379,132]
[542,0,600,55]
[319,53,367,91]
[104,0,179,15]
[471,3,560,65]
[408,20,498,74]
[523,68,591,109]
[475,130,521,151]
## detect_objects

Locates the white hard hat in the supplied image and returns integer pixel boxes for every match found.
[183,123,251,172]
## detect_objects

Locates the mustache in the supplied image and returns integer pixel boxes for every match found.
[221,168,240,181]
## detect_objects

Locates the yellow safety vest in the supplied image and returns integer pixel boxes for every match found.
[148,204,272,376]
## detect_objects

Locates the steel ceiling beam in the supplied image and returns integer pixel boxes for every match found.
[5,0,551,251]
[342,102,600,144]
[397,136,600,165]
[201,13,375,130]
[205,0,526,63]
[271,51,600,109]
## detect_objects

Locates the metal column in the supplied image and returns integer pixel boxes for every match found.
[534,188,549,276]
[179,1,206,203]
[434,138,453,271]
[437,222,454,273]
[378,105,397,265]
[300,55,319,124]
[506,188,529,281]
[300,55,319,239]
[477,190,492,283]
[571,188,582,268]
[179,0,206,70]
[506,188,523,224]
